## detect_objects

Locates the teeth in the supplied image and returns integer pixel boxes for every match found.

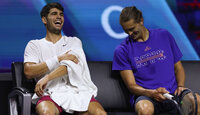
[55,20,61,24]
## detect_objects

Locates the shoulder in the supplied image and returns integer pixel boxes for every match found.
[26,38,43,47]
[63,36,81,43]
[156,29,173,39]
[150,28,169,34]
[24,38,44,54]
[150,29,173,41]
[114,38,129,55]
[63,36,83,48]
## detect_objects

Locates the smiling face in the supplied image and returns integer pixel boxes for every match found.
[121,19,145,41]
[42,8,64,34]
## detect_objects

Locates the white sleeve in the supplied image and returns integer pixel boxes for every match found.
[73,37,82,49]
[71,37,85,55]
[24,40,40,63]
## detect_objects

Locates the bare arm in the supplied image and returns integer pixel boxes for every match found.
[174,61,185,87]
[174,61,186,95]
[24,51,78,79]
[35,65,68,96]
[46,65,67,81]
[24,62,49,79]
[120,70,168,101]
[120,70,150,96]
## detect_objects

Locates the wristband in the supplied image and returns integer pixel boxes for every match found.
[45,56,59,71]
[178,86,184,88]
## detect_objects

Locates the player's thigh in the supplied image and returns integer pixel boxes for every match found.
[36,100,59,115]
[79,101,107,115]
[195,93,200,114]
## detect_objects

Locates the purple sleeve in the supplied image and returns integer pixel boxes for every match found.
[112,46,132,70]
[167,31,183,64]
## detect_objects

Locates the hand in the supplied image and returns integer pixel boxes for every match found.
[174,86,186,96]
[150,87,169,102]
[58,50,79,64]
[35,76,49,97]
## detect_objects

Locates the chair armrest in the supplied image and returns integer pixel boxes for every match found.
[11,87,30,94]
[8,87,32,115]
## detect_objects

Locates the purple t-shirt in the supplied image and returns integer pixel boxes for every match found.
[112,29,182,98]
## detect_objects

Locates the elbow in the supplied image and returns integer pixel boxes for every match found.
[26,75,33,80]
[24,68,34,79]
[127,83,137,92]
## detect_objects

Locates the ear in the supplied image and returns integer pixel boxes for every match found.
[42,17,47,25]
[140,18,144,25]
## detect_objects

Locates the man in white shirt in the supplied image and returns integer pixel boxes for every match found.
[24,2,107,115]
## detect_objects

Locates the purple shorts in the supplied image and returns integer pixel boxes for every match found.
[36,95,98,114]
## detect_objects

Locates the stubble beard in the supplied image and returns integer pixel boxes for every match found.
[47,25,61,35]
[46,21,62,35]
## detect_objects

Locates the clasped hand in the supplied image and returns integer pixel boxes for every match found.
[58,50,79,64]
[35,76,49,97]
[174,86,186,96]
[151,87,169,102]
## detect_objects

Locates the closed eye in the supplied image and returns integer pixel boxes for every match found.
[125,27,135,34]
[128,28,134,32]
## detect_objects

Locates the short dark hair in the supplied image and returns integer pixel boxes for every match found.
[120,6,143,24]
[40,2,64,18]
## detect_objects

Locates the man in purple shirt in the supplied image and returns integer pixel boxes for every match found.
[112,6,200,114]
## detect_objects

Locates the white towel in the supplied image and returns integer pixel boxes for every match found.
[56,49,97,112]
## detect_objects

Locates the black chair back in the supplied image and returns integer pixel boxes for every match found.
[88,61,132,112]
[11,62,36,93]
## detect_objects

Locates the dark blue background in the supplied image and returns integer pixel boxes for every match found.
[1,0,200,71]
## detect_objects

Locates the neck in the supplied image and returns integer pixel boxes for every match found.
[143,28,149,41]
[45,31,62,44]
[138,28,149,42]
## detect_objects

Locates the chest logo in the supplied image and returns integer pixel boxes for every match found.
[144,46,151,51]
[134,49,166,68]
[62,44,67,47]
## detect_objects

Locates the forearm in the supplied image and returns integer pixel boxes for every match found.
[175,71,185,87]
[174,61,185,87]
[46,65,67,81]
[25,56,61,79]
[120,70,168,101]
[128,84,154,97]
[34,65,67,97]
[120,70,154,97]
[24,62,49,79]
[24,51,77,79]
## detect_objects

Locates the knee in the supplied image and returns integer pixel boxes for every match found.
[94,108,107,115]
[36,106,54,115]
[39,111,53,115]
[197,94,200,104]
[135,100,154,115]
[137,107,154,115]
[196,94,200,114]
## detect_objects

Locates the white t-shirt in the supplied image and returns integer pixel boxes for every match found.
[24,36,97,113]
